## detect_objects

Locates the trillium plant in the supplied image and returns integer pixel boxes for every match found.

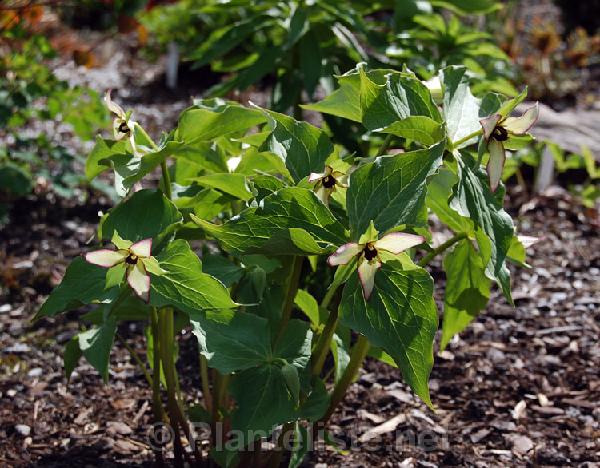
[38,64,537,467]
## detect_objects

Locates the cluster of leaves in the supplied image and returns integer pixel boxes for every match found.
[0,17,109,221]
[40,62,533,466]
[139,0,513,111]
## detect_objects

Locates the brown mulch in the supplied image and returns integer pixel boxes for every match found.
[1,185,598,467]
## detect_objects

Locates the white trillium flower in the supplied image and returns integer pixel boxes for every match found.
[85,233,164,302]
[104,90,144,157]
[480,103,539,192]
[308,165,348,204]
[328,223,424,300]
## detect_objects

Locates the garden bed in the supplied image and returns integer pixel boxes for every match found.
[1,184,598,467]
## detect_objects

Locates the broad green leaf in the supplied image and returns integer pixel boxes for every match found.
[177,103,266,144]
[230,364,297,433]
[368,347,398,368]
[193,173,254,201]
[302,67,393,122]
[0,163,32,196]
[450,152,514,302]
[202,255,245,287]
[281,363,300,405]
[441,66,481,147]
[273,319,312,369]
[286,6,309,47]
[190,309,271,374]
[85,137,128,180]
[359,68,442,131]
[36,258,117,319]
[380,116,445,146]
[98,189,182,244]
[426,167,473,233]
[150,240,236,313]
[440,239,491,350]
[194,188,347,256]
[340,261,438,407]
[331,332,351,383]
[260,110,333,183]
[81,293,151,324]
[78,316,117,382]
[347,141,445,238]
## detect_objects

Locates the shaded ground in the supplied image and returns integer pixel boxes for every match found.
[1,185,598,467]
[1,28,599,468]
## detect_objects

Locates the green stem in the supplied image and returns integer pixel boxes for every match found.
[321,334,370,423]
[118,333,153,388]
[150,309,165,464]
[418,232,467,267]
[452,129,482,150]
[376,134,393,157]
[274,257,303,345]
[311,299,339,377]
[200,354,213,413]
[160,160,172,200]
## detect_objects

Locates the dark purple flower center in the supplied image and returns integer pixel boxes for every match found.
[491,125,508,142]
[125,254,138,265]
[363,244,378,261]
[118,121,130,135]
[322,174,336,189]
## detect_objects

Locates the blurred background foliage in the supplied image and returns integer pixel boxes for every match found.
[0,0,598,223]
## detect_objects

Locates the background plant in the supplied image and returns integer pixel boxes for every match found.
[0,12,110,222]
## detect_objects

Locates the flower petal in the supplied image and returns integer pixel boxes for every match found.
[374,232,424,254]
[502,103,539,135]
[357,258,381,300]
[328,243,362,266]
[130,238,152,258]
[105,90,126,118]
[314,185,332,205]
[127,262,150,302]
[487,138,506,192]
[308,172,325,183]
[85,249,127,268]
[479,113,502,140]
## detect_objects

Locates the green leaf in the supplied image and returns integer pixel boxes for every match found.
[190,309,271,374]
[440,239,491,350]
[0,163,32,196]
[150,240,236,313]
[281,363,300,405]
[99,189,182,244]
[347,141,445,238]
[193,173,254,201]
[340,261,438,407]
[202,255,245,288]
[441,66,481,147]
[230,364,297,433]
[359,68,442,131]
[260,110,333,183]
[177,103,266,144]
[189,15,274,67]
[381,116,445,146]
[36,258,117,319]
[288,423,310,468]
[302,67,394,122]
[450,152,514,302]
[194,188,347,256]
[78,316,117,382]
[294,289,320,328]
[85,137,128,180]
[64,336,82,382]
[430,0,499,14]
[426,167,474,234]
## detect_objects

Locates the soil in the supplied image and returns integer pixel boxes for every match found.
[1,27,599,468]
